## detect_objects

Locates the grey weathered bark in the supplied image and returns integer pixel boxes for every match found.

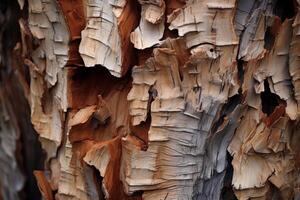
[0,0,299,200]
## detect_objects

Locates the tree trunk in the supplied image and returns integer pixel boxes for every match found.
[0,0,299,199]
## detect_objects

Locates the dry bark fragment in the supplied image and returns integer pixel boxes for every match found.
[130,0,165,49]
[57,0,86,66]
[79,0,139,77]
[289,0,300,117]
[168,0,238,48]
[122,34,241,199]
[26,0,69,161]
[34,171,54,200]
[1,0,300,200]
[228,7,299,199]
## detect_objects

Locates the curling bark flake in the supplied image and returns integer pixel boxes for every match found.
[79,0,139,76]
[130,0,165,49]
[0,0,299,200]
[26,0,69,160]
[290,0,300,116]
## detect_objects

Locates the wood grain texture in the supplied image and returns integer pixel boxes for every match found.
[0,0,300,199]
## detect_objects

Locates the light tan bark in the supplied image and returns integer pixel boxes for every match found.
[0,0,299,200]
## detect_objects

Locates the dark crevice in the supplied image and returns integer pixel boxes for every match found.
[264,26,276,50]
[161,0,186,40]
[211,94,242,134]
[221,152,238,200]
[237,60,244,86]
[0,0,21,69]
[264,0,296,50]
[41,87,55,115]
[18,101,45,200]
[130,87,156,151]
[131,113,151,151]
[118,0,141,75]
[274,0,296,21]
[260,80,281,116]
[91,165,105,200]
[0,0,44,199]
[131,190,144,199]
[3,74,45,200]
[69,66,132,109]
[209,94,242,200]
[268,182,284,200]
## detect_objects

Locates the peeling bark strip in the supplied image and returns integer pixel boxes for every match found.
[0,0,300,200]
[79,0,139,77]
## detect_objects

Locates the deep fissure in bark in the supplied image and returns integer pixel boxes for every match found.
[260,80,281,116]
[221,152,237,200]
[90,165,105,200]
[264,27,276,50]
[0,0,44,199]
[274,0,296,21]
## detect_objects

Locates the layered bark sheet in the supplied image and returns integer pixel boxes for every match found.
[0,0,300,199]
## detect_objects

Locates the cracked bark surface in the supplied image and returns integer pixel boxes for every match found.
[0,0,300,200]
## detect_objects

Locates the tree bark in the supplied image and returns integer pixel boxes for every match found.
[0,0,299,199]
